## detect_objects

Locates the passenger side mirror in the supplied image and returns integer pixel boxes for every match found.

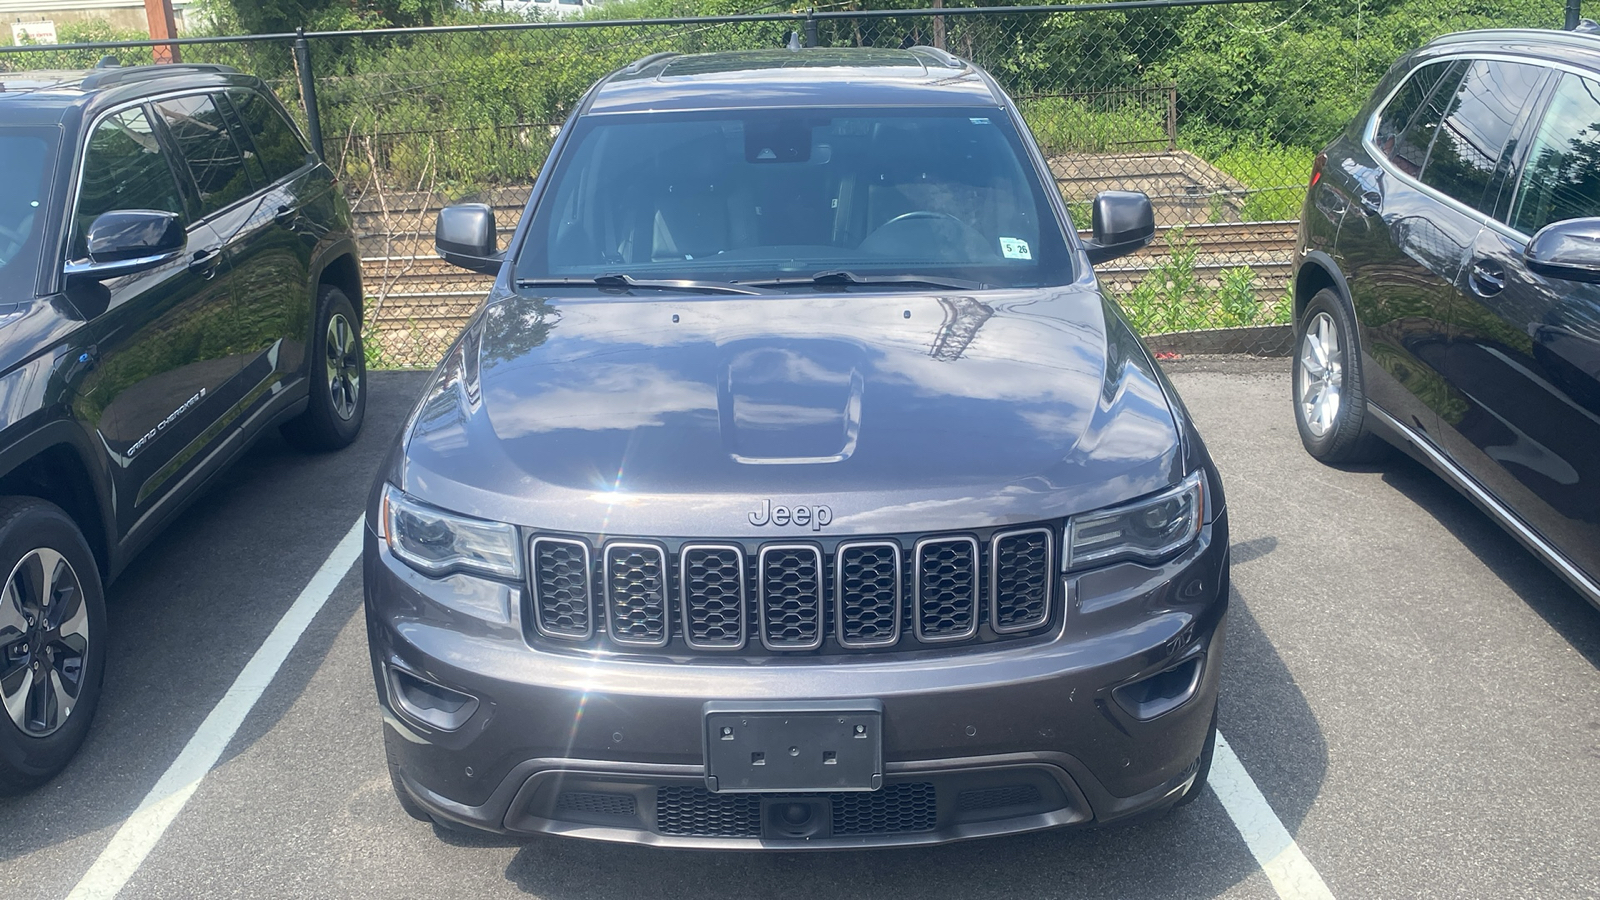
[1082,191,1156,265]
[64,210,186,282]
[1524,218,1600,284]
[436,204,502,275]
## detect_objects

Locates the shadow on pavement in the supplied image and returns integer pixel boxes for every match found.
[1380,454,1600,669]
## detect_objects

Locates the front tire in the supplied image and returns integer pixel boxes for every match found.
[1293,288,1387,463]
[0,498,106,795]
[282,285,366,452]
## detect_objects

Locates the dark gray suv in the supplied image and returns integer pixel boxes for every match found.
[366,47,1228,847]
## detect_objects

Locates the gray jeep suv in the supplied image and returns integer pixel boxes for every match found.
[365,47,1228,847]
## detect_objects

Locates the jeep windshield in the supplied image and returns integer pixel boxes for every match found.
[0,127,57,298]
[515,107,1074,290]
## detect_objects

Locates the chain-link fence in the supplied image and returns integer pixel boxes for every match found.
[2,0,1592,366]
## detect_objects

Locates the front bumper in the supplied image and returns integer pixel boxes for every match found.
[364,514,1228,848]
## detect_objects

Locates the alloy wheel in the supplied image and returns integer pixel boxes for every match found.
[325,313,362,421]
[0,548,89,737]
[1298,311,1344,438]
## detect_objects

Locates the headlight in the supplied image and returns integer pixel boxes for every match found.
[380,484,522,579]
[1066,471,1204,570]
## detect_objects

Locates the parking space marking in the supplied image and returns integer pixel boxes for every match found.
[1212,732,1337,900]
[65,517,367,900]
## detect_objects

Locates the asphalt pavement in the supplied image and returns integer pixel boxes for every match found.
[2,360,1597,900]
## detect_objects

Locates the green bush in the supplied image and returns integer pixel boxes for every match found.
[1114,228,1288,333]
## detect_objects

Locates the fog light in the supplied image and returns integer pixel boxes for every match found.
[388,666,480,731]
[1112,656,1202,721]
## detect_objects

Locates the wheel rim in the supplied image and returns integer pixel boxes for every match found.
[325,313,362,422]
[1297,311,1344,438]
[0,548,89,737]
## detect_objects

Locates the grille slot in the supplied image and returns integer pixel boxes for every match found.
[655,787,761,837]
[990,528,1053,633]
[835,541,901,648]
[557,791,638,818]
[832,783,937,835]
[914,536,979,642]
[530,537,593,640]
[604,542,670,647]
[680,545,747,650]
[758,545,824,651]
[956,784,1042,813]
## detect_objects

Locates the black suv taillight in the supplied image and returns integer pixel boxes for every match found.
[1309,151,1327,187]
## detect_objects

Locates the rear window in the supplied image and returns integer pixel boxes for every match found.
[517,107,1073,288]
[1420,60,1545,211]
[227,88,312,182]
[1374,60,1465,177]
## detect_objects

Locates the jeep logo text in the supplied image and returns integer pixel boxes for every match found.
[747,499,832,530]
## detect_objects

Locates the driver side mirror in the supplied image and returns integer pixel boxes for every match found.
[1524,217,1600,284]
[63,210,185,282]
[1082,191,1156,265]
[436,204,503,275]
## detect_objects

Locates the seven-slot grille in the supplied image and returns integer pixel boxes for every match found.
[529,528,1054,652]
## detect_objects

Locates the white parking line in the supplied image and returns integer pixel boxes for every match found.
[1212,731,1338,900]
[66,517,367,900]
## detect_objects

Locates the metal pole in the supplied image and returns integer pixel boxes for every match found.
[1567,0,1582,30]
[805,9,818,48]
[293,28,325,161]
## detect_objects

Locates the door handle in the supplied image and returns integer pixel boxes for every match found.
[1468,258,1505,297]
[188,248,220,279]
[273,204,296,226]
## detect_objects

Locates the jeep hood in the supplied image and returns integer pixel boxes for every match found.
[396,287,1182,537]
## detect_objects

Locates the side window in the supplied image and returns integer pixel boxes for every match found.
[1510,73,1600,234]
[154,93,254,215]
[1375,60,1465,177]
[73,107,185,259]
[1421,60,1546,211]
[227,88,312,182]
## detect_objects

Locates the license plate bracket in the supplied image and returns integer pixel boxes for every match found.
[703,700,883,793]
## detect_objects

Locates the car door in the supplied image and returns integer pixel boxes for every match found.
[152,91,298,434]
[65,104,236,538]
[1339,58,1478,442]
[221,86,322,380]
[1440,68,1600,578]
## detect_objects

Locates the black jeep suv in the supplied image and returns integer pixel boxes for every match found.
[0,63,366,791]
[367,48,1228,848]
[1294,28,1600,609]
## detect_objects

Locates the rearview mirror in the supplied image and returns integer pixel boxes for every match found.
[1524,218,1600,284]
[1083,191,1156,265]
[64,210,185,282]
[436,204,502,275]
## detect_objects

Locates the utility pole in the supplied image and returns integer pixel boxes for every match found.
[144,0,180,63]
[932,0,946,50]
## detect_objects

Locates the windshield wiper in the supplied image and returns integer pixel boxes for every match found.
[515,273,772,296]
[741,270,989,290]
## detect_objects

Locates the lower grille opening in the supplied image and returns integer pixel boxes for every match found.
[556,790,638,818]
[956,784,1042,814]
[654,784,938,838]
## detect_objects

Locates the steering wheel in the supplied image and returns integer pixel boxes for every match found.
[879,210,968,229]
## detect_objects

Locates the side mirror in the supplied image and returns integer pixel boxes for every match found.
[436,203,502,275]
[1524,217,1600,284]
[1082,190,1156,265]
[64,210,185,281]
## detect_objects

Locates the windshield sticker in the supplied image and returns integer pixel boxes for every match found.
[1000,237,1031,260]
[969,117,991,124]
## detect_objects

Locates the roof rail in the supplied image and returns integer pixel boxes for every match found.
[623,52,679,74]
[906,46,967,69]
[1426,27,1600,52]
[79,63,240,90]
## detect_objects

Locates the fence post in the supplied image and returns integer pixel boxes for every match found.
[1167,85,1177,152]
[1567,0,1582,29]
[804,9,818,48]
[293,28,326,162]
